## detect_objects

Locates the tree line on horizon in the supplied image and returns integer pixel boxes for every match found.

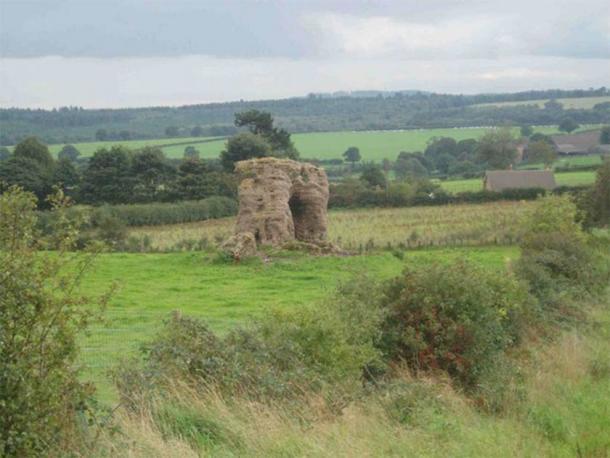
[1,87,609,145]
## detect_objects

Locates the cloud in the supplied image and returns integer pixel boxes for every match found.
[1,55,608,109]
[303,10,610,60]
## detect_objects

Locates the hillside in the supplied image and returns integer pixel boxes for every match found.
[1,88,609,145]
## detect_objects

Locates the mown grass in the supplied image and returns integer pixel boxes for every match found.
[41,125,597,161]
[130,201,535,251]
[80,246,517,403]
[474,95,610,109]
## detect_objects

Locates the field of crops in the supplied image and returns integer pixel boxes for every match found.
[80,245,517,402]
[130,201,535,251]
[474,95,610,109]
[40,124,599,162]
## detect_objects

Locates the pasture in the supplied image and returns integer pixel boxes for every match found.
[474,95,610,109]
[81,245,518,402]
[41,124,598,162]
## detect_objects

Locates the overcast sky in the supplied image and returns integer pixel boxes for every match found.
[1,0,609,108]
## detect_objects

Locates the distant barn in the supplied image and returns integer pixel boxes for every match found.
[484,170,556,192]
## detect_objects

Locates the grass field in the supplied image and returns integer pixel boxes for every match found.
[437,171,596,193]
[131,201,534,251]
[474,95,610,109]
[38,124,599,162]
[81,246,518,402]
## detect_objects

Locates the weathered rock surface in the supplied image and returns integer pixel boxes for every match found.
[228,158,329,253]
[220,232,257,260]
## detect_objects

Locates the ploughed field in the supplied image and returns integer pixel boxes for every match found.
[43,124,597,161]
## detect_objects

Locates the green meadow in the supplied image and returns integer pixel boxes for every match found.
[475,95,610,109]
[41,124,599,162]
[80,246,517,402]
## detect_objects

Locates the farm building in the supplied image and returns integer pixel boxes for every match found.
[484,170,556,192]
[551,130,610,155]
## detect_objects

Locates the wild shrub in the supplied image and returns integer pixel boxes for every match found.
[115,279,385,411]
[0,187,108,456]
[378,260,530,388]
[515,195,610,317]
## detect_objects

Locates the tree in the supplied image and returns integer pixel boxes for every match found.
[119,130,131,140]
[599,126,610,144]
[526,140,558,168]
[13,136,54,170]
[131,147,174,202]
[79,146,134,204]
[0,187,106,456]
[424,137,458,164]
[558,118,579,133]
[360,163,387,188]
[234,110,298,159]
[476,128,518,170]
[220,132,272,171]
[174,159,236,200]
[191,125,204,137]
[184,146,200,160]
[436,153,457,175]
[343,146,361,168]
[57,144,80,162]
[95,129,108,141]
[544,99,563,111]
[165,126,180,137]
[0,146,10,161]
[0,156,51,205]
[394,156,427,179]
[580,159,610,227]
[52,158,81,191]
[520,125,533,137]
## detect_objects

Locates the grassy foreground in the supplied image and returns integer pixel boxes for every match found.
[81,246,517,402]
[96,293,610,457]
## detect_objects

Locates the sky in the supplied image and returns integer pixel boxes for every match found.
[0,0,609,109]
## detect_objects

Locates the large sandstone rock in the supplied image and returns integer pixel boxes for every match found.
[230,158,329,250]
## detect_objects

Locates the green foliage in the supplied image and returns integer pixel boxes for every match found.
[13,136,54,170]
[220,132,272,171]
[578,159,610,227]
[360,163,387,188]
[58,144,81,162]
[526,140,558,167]
[520,125,534,137]
[0,156,52,204]
[80,146,134,204]
[476,128,518,169]
[600,125,610,144]
[234,109,298,159]
[379,260,529,388]
[558,117,579,133]
[515,195,610,316]
[0,187,106,456]
[116,282,385,408]
[343,146,361,164]
[0,146,11,161]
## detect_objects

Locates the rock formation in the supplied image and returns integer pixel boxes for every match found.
[222,157,329,256]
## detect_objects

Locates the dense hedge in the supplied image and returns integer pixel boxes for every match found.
[100,196,237,226]
[329,183,590,209]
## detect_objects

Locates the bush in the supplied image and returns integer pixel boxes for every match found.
[0,187,107,456]
[378,260,530,388]
[115,280,385,410]
[515,195,610,316]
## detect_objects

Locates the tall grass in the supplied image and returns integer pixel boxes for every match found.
[93,300,610,457]
[130,201,534,251]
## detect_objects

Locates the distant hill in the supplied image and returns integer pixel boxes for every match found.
[1,87,609,145]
